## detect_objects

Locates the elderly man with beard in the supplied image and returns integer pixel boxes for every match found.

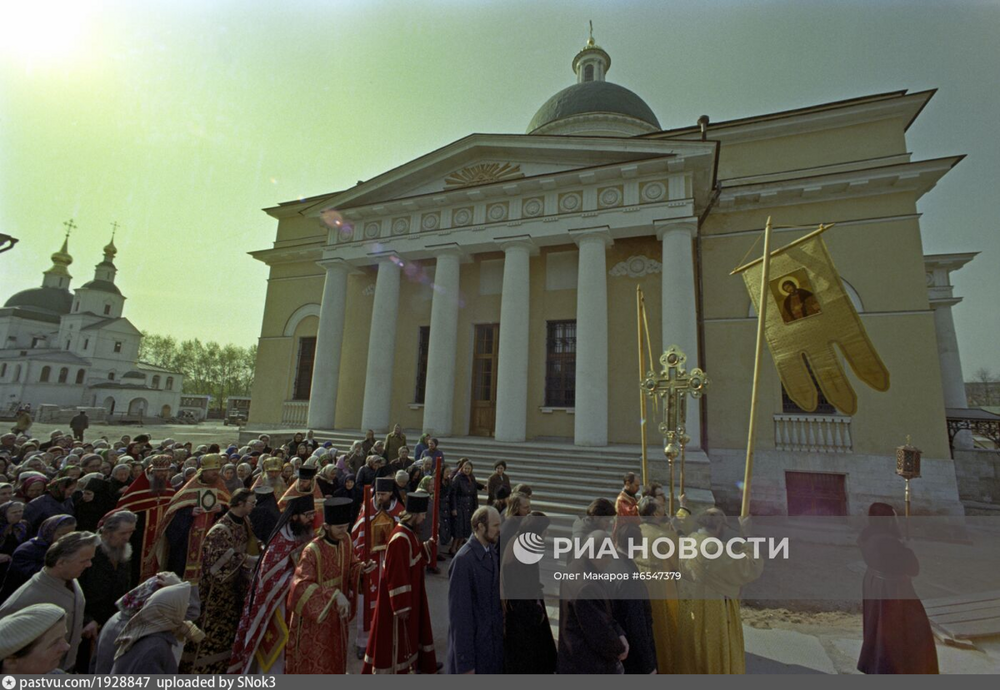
[23,476,77,535]
[114,455,176,583]
[228,495,316,674]
[78,510,137,627]
[151,453,230,582]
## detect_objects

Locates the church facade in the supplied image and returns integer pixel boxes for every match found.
[0,235,184,419]
[249,37,976,515]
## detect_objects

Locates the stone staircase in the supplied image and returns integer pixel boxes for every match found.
[244,427,716,519]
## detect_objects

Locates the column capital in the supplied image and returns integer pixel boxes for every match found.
[654,217,698,240]
[316,257,351,271]
[427,242,472,263]
[570,226,613,248]
[495,234,539,255]
[929,296,963,309]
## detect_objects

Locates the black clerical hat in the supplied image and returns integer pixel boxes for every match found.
[297,465,318,480]
[288,494,314,515]
[323,497,354,526]
[405,491,429,514]
[374,477,394,493]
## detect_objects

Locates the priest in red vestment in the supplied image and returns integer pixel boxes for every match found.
[112,454,175,583]
[286,498,376,674]
[363,491,438,674]
[277,460,324,528]
[149,453,231,582]
[352,476,404,659]
[228,495,315,674]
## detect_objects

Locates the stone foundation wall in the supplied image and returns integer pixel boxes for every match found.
[953,448,1000,510]
[706,448,964,517]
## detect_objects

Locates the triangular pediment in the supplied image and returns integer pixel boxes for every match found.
[282,134,717,217]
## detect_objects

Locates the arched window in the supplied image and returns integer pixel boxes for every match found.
[14,365,21,382]
[584,64,594,82]
[58,367,69,383]
[104,304,111,315]
[40,366,51,383]
[108,372,115,381]
[75,369,85,384]
[166,377,174,391]
[152,375,161,389]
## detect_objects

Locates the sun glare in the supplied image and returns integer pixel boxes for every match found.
[0,1,93,67]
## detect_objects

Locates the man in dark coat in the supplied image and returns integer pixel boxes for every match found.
[446,506,503,674]
[501,513,556,674]
[609,522,657,674]
[857,503,939,674]
[70,411,89,442]
[558,530,628,674]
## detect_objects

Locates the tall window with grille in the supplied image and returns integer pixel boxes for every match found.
[413,326,430,404]
[292,337,317,401]
[545,320,576,407]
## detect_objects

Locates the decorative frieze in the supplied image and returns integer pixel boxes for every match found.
[609,255,662,278]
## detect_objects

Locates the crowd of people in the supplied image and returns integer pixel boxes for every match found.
[0,422,938,675]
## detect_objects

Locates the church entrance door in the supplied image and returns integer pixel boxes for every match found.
[469,323,499,437]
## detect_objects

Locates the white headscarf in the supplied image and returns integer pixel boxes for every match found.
[114,582,203,659]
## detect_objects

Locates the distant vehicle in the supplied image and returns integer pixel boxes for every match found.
[224,410,248,426]
[224,397,251,426]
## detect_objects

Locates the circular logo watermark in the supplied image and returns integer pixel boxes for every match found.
[512,531,545,565]
[3,675,16,689]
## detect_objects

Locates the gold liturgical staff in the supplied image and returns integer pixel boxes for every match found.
[641,346,708,515]
[896,436,922,518]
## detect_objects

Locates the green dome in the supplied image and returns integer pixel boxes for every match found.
[4,287,73,316]
[528,81,660,133]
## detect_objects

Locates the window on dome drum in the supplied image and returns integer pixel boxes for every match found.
[104,304,111,315]
[84,339,89,350]
[74,302,79,312]
[0,364,6,378]
[58,368,68,384]
[584,64,594,82]
[108,372,115,381]
[31,337,42,348]
[292,336,316,401]
[414,326,430,404]
[114,341,122,353]
[781,359,836,414]
[166,377,174,391]
[75,369,85,385]
[40,366,51,383]
[545,320,576,407]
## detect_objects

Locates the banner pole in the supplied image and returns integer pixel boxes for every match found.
[637,286,649,486]
[741,216,773,518]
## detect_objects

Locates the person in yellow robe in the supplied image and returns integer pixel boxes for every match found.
[675,508,762,674]
[251,456,286,499]
[633,496,683,673]
[285,498,375,674]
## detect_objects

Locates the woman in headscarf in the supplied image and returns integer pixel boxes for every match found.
[293,443,310,463]
[316,464,338,497]
[412,433,430,470]
[0,603,70,675]
[72,473,116,533]
[449,459,483,553]
[330,475,360,525]
[221,464,243,495]
[281,462,295,485]
[92,572,182,673]
[1,514,76,600]
[236,463,253,489]
[15,473,47,503]
[856,502,939,674]
[0,501,29,585]
[111,582,203,674]
[108,463,132,498]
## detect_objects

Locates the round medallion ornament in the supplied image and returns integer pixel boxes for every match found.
[487,203,507,222]
[364,222,380,239]
[453,208,472,226]
[600,188,621,207]
[391,218,409,235]
[523,198,543,217]
[421,213,439,231]
[642,182,666,202]
[560,193,581,212]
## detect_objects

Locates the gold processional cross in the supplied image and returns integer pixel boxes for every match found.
[641,346,709,515]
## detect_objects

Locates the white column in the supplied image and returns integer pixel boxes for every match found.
[573,229,612,446]
[931,299,968,410]
[422,246,463,436]
[361,256,402,433]
[306,259,349,429]
[656,218,702,450]
[494,237,534,442]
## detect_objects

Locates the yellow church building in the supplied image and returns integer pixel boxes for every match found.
[248,36,976,516]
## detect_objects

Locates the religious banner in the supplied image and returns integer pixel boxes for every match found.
[734,225,890,416]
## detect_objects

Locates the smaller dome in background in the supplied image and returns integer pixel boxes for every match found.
[3,286,73,316]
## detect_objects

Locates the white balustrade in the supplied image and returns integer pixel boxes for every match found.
[773,414,852,453]
[282,401,309,427]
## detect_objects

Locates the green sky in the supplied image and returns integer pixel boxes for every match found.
[1,0,997,378]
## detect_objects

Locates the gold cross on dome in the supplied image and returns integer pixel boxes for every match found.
[62,218,77,237]
[110,220,119,238]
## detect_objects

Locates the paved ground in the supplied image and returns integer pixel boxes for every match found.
[24,421,247,449]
